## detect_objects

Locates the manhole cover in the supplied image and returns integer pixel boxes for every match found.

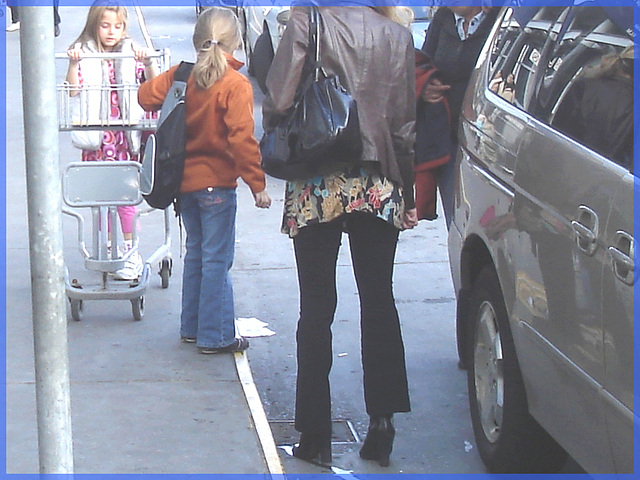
[269,419,360,446]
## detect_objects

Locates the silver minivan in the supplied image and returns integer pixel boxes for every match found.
[448,5,634,474]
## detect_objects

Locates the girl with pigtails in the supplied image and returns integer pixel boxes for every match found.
[138,7,271,354]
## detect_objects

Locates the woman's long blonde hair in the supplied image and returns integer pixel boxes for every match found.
[373,6,413,26]
[70,1,129,51]
[192,7,242,90]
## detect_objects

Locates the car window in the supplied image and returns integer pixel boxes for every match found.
[488,7,565,110]
[488,6,634,172]
[544,7,634,172]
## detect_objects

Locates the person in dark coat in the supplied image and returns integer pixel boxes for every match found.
[553,46,634,172]
[413,50,450,221]
[419,5,499,227]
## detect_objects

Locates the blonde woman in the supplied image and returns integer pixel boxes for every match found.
[264,5,417,468]
[139,7,271,354]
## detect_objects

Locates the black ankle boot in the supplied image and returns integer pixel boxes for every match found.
[293,432,332,466]
[359,415,395,467]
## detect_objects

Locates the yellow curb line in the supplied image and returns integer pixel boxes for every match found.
[235,351,285,475]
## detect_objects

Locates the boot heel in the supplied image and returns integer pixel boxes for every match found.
[293,432,332,466]
[360,415,395,467]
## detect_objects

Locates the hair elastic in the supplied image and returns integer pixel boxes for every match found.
[202,39,219,49]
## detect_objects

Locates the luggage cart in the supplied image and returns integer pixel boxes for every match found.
[57,50,173,321]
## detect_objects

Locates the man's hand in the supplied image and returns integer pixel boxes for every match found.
[421,77,450,103]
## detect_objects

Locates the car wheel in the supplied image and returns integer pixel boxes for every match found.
[467,266,567,473]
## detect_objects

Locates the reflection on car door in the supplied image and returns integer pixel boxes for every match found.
[491,6,634,473]
[511,122,616,473]
[600,171,635,473]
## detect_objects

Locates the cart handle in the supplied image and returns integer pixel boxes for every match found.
[55,49,168,60]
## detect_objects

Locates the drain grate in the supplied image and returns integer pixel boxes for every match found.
[269,419,360,446]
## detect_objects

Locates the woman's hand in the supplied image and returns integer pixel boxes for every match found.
[402,208,419,230]
[254,189,272,209]
[421,78,450,103]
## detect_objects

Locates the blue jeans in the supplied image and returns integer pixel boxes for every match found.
[179,188,237,348]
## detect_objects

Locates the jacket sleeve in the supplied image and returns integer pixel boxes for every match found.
[391,36,417,210]
[137,65,177,112]
[223,77,266,195]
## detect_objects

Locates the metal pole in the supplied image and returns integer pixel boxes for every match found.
[19,6,74,473]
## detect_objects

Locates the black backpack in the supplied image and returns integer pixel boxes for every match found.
[140,61,194,211]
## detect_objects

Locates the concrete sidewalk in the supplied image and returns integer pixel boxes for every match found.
[4,7,280,474]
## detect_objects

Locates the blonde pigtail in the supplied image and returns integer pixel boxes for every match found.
[193,41,228,90]
[191,7,242,90]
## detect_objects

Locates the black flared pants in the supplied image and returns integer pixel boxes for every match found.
[293,213,410,435]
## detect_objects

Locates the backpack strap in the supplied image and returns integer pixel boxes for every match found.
[155,62,193,126]
[174,61,194,83]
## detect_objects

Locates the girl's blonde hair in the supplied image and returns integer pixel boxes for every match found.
[70,1,129,51]
[192,7,242,90]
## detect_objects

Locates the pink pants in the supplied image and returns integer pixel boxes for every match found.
[116,205,136,235]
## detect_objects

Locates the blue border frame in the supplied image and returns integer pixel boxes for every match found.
[1,0,7,476]
[2,0,637,478]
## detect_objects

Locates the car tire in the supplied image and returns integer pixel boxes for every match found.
[467,266,567,473]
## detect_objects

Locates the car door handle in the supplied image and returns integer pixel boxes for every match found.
[571,205,599,256]
[608,230,634,286]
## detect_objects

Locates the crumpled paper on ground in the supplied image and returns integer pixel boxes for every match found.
[236,317,276,338]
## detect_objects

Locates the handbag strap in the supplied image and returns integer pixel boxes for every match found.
[308,6,322,82]
[287,7,322,109]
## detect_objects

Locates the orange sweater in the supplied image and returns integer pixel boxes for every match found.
[138,55,265,195]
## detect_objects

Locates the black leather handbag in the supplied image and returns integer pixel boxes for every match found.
[260,7,362,181]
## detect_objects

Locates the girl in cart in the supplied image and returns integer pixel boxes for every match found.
[138,7,271,353]
[65,1,158,280]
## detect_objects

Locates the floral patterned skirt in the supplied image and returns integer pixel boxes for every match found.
[282,165,405,238]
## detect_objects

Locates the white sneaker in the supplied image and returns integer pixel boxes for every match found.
[6,22,20,32]
[113,251,144,280]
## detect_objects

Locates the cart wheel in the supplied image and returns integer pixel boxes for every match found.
[159,258,172,289]
[70,299,83,322]
[132,296,144,321]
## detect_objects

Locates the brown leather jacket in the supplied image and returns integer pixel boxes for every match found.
[263,6,416,208]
